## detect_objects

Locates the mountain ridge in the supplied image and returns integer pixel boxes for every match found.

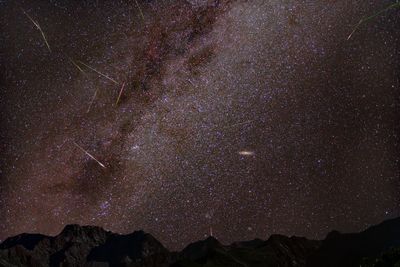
[1,217,400,266]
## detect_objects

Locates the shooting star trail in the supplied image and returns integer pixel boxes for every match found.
[134,0,145,21]
[116,82,126,106]
[77,60,118,84]
[87,87,99,113]
[68,57,86,74]
[73,142,106,168]
[347,2,400,40]
[21,8,52,52]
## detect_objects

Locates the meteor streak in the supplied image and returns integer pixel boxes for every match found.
[21,8,52,52]
[73,142,106,168]
[77,60,118,84]
[116,82,126,106]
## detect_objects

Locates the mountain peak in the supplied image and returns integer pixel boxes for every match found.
[57,224,111,245]
[60,224,108,234]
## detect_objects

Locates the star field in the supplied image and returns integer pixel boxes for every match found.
[0,0,399,250]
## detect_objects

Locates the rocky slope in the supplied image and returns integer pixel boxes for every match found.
[307,217,400,267]
[1,217,400,266]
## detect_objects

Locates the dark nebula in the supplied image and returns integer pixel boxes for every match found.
[0,0,399,250]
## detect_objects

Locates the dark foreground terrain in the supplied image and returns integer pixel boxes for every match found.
[0,217,400,267]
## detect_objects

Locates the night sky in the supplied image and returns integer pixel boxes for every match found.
[0,0,399,250]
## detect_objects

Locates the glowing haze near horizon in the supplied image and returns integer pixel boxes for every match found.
[0,0,399,249]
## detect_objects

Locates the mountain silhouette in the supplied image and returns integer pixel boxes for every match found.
[1,217,400,266]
